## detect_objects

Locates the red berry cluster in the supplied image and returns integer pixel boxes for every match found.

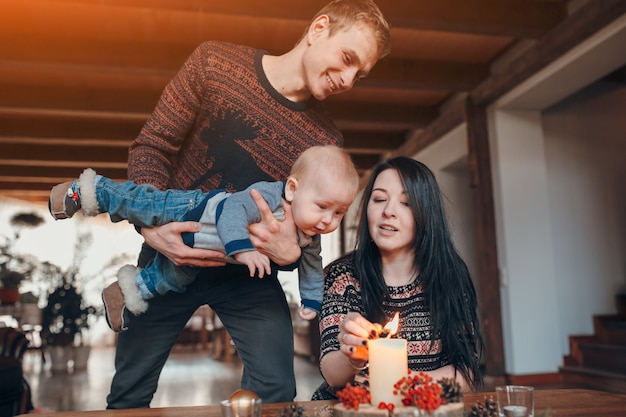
[336,383,371,410]
[393,371,443,413]
[377,402,395,412]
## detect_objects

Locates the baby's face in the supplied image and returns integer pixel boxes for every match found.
[288,177,355,236]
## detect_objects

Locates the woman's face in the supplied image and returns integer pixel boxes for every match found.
[367,168,415,258]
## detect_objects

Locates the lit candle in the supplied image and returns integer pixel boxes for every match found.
[368,313,407,406]
[503,405,528,417]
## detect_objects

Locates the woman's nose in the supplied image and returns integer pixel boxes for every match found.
[382,203,396,217]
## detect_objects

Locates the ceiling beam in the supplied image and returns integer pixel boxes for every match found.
[385,0,626,168]
[0,110,146,140]
[324,102,436,129]
[0,56,485,93]
[378,0,567,38]
[364,58,488,91]
[342,131,407,154]
[0,165,128,182]
[0,142,129,165]
[16,0,566,38]
[472,0,626,105]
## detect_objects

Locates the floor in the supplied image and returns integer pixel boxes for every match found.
[22,346,324,412]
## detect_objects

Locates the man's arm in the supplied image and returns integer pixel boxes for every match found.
[141,222,227,267]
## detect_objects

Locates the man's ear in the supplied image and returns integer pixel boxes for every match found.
[307,15,330,44]
[285,177,298,202]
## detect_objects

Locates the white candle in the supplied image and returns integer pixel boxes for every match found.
[368,338,407,406]
[503,405,528,417]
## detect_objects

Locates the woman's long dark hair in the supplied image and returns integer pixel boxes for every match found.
[353,157,484,388]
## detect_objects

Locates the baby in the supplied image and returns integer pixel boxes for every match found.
[49,145,359,332]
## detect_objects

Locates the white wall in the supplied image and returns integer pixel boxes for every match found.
[484,15,626,375]
[414,125,481,298]
[543,83,626,349]
[488,108,563,374]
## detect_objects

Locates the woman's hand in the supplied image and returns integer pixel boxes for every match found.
[141,222,227,267]
[319,312,382,387]
[247,189,301,265]
[337,312,382,362]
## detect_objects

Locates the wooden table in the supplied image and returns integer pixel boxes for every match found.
[18,389,626,417]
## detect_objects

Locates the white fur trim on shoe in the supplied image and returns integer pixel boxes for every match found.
[78,168,99,217]
[117,264,149,315]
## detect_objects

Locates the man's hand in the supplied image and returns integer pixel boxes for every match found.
[233,250,271,278]
[247,189,301,265]
[141,222,227,267]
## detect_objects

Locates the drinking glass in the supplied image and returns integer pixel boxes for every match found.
[220,398,262,417]
[496,385,534,417]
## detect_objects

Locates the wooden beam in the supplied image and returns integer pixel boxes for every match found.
[391,96,466,159]
[365,58,488,91]
[350,154,384,173]
[0,57,481,101]
[325,102,436,129]
[0,110,146,140]
[0,84,161,114]
[21,0,567,38]
[342,131,407,154]
[0,165,127,182]
[472,0,626,105]
[379,0,567,38]
[389,0,626,163]
[0,142,129,164]
[465,98,505,378]
[0,1,306,56]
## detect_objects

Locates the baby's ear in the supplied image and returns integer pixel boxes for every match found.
[284,177,298,202]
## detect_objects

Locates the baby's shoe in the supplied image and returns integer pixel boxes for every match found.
[49,180,81,220]
[48,168,98,220]
[102,265,149,332]
[102,281,129,332]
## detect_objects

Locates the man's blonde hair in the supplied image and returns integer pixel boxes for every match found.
[290,145,360,197]
[305,0,391,60]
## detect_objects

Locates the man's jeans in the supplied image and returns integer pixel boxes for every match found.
[106,245,296,407]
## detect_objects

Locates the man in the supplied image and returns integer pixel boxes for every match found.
[106,0,391,407]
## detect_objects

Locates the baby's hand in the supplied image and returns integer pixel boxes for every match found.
[234,250,271,278]
[298,305,318,321]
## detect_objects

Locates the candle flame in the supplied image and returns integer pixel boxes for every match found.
[382,312,400,338]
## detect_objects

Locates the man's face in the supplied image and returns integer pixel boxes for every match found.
[303,20,379,100]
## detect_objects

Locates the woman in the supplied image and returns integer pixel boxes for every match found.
[313,157,483,400]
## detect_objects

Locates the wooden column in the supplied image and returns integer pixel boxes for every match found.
[465,98,506,379]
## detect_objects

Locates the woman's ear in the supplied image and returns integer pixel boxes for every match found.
[284,177,298,202]
[307,15,330,44]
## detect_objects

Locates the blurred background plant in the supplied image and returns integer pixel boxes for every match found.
[0,212,45,304]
